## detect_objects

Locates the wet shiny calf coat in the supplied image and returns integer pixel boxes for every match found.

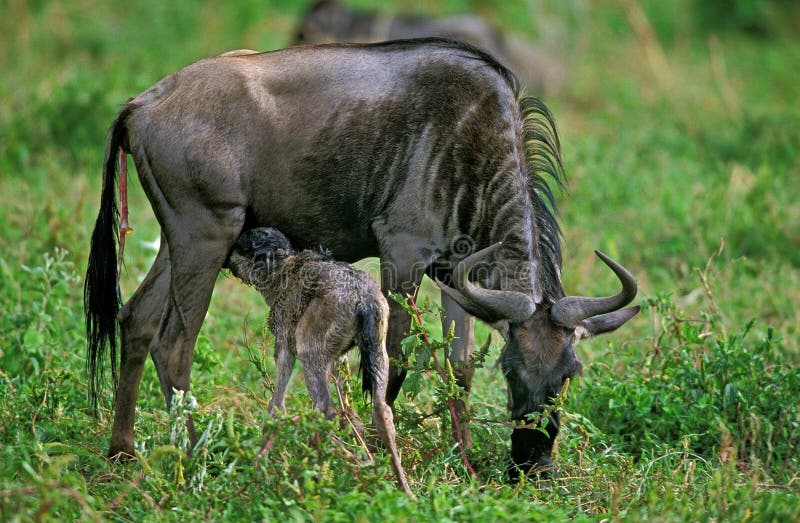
[227,227,412,494]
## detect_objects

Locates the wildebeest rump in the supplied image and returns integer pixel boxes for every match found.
[227,227,412,495]
[84,38,639,477]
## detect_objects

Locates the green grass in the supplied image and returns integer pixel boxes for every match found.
[1,0,799,520]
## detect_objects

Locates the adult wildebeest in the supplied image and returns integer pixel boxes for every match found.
[85,38,638,478]
[227,227,412,495]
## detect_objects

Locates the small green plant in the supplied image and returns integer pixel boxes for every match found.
[575,291,800,482]
[1,248,82,378]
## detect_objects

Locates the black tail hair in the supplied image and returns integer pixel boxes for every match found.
[84,105,132,414]
[354,300,383,399]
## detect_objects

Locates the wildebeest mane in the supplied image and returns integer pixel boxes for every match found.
[520,97,566,305]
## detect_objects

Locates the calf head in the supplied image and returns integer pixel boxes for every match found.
[227,227,294,285]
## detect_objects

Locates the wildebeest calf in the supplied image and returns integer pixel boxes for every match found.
[227,227,412,495]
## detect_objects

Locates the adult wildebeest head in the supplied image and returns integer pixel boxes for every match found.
[494,251,637,478]
[414,87,638,476]
[84,38,636,480]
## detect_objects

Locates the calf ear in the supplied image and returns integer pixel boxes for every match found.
[581,306,640,337]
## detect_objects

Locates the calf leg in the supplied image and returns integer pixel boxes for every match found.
[108,240,170,457]
[293,305,336,416]
[298,356,335,418]
[268,336,295,415]
[371,341,414,497]
[441,292,476,449]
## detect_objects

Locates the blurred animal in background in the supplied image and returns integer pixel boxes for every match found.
[293,0,566,95]
[227,227,412,495]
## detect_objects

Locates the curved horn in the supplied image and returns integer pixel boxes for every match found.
[550,250,637,328]
[438,242,536,323]
[582,306,641,336]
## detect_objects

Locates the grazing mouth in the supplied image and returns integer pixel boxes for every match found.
[506,406,562,480]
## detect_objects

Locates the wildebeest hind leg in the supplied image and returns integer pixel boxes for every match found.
[108,239,170,458]
[148,207,245,450]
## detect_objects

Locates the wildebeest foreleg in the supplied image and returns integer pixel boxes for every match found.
[441,292,476,449]
[373,221,435,405]
[108,240,170,458]
[384,292,417,406]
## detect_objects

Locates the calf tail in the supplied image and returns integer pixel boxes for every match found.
[84,105,132,413]
[354,300,385,400]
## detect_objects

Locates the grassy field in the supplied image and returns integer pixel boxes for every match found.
[1,0,799,520]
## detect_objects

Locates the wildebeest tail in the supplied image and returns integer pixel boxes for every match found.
[84,105,132,413]
[354,300,384,399]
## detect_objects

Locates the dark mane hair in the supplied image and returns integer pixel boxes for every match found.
[519,96,566,304]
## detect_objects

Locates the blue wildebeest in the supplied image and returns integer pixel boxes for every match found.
[85,38,638,479]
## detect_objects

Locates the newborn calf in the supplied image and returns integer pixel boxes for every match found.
[228,227,412,495]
